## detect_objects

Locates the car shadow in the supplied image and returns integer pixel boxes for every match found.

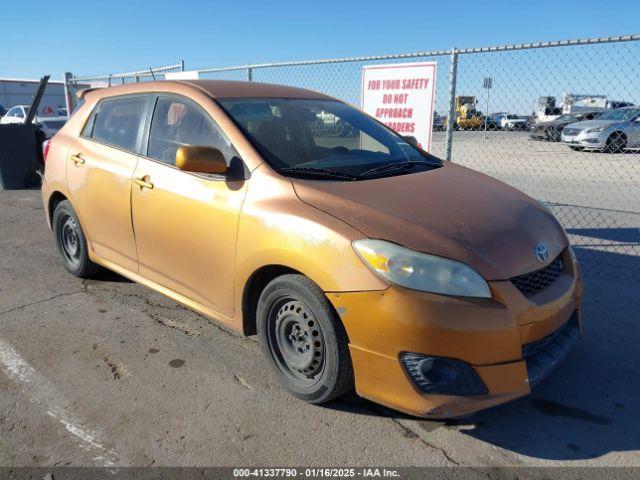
[91,269,132,283]
[567,227,640,243]
[571,242,640,283]
[327,246,640,461]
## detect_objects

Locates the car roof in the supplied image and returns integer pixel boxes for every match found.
[84,80,336,101]
[185,80,335,100]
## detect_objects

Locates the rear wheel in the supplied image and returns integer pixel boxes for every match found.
[52,200,100,278]
[605,132,627,153]
[569,146,584,151]
[257,274,353,404]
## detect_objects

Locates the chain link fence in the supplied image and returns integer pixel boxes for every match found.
[69,35,640,284]
[65,62,185,115]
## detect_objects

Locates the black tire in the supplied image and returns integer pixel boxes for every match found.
[546,127,560,142]
[257,274,353,404]
[52,200,100,278]
[569,146,584,151]
[605,132,627,153]
[24,170,42,188]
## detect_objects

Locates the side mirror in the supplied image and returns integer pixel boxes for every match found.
[403,135,419,148]
[176,146,227,175]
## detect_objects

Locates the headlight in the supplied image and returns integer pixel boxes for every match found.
[353,239,491,298]
[586,127,605,133]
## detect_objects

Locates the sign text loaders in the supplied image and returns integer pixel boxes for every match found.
[361,62,437,151]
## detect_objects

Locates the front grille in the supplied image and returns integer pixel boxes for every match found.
[522,313,579,387]
[563,128,580,136]
[511,255,564,297]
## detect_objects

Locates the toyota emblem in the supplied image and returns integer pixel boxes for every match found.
[535,243,549,263]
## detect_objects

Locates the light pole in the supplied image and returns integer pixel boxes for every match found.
[483,77,492,140]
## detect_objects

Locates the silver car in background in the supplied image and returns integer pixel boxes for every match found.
[561,107,640,152]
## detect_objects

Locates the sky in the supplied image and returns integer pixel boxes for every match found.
[3,0,640,80]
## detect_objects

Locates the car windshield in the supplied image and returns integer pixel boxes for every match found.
[598,108,640,121]
[218,98,441,179]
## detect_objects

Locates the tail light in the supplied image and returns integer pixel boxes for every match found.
[42,139,51,164]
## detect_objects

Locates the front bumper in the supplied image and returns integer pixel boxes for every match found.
[327,252,584,418]
[561,130,607,149]
[523,313,580,387]
[529,129,548,139]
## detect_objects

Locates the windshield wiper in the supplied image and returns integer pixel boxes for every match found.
[277,166,358,181]
[359,160,441,178]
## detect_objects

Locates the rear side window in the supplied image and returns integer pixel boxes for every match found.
[89,96,147,151]
[147,97,235,165]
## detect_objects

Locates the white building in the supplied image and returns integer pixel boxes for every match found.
[0,77,66,115]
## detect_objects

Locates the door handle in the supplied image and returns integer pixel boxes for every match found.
[70,153,85,165]
[134,176,154,190]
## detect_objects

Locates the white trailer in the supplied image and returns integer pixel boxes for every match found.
[535,93,634,124]
[561,93,632,113]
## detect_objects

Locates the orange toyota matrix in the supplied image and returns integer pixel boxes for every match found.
[42,80,583,418]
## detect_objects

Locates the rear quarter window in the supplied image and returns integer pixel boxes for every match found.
[88,96,148,151]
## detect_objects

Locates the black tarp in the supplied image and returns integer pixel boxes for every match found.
[0,124,42,190]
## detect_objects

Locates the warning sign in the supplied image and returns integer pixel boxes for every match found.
[361,62,437,151]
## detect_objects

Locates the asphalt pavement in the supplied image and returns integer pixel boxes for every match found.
[0,186,638,468]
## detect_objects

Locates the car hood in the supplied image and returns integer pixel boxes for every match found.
[565,119,618,130]
[292,163,567,280]
[545,119,575,127]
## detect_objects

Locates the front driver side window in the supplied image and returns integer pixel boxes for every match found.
[147,97,235,165]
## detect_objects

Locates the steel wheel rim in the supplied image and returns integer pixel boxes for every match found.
[58,214,81,268]
[267,297,325,385]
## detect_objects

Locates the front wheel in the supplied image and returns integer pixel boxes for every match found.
[604,132,627,153]
[257,274,353,404]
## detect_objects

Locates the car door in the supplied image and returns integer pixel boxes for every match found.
[66,94,151,272]
[131,95,247,317]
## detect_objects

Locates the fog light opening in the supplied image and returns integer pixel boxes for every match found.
[401,353,488,396]
[418,357,435,377]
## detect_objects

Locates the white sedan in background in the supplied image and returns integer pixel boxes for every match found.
[0,105,67,138]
